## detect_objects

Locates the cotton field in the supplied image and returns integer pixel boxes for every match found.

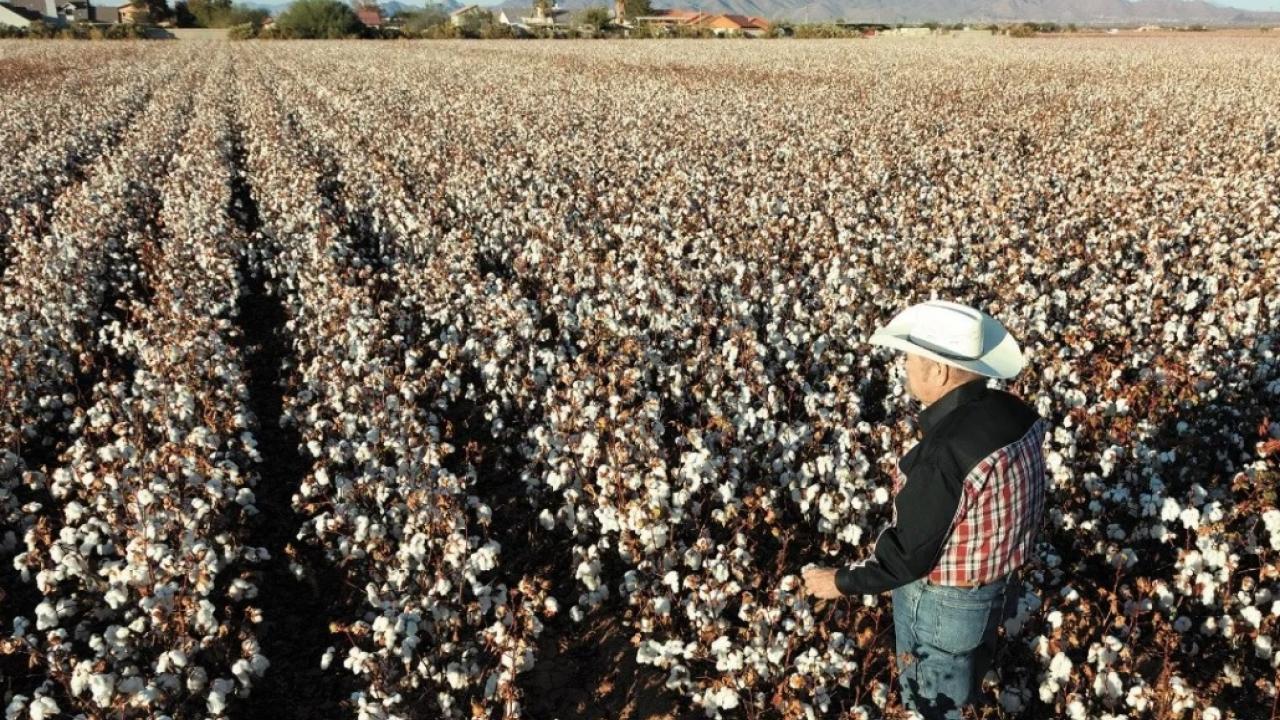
[1,37,1279,720]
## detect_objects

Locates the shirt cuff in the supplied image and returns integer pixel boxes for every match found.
[835,565,859,596]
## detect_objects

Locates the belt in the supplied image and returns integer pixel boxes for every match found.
[923,570,1018,589]
[923,576,984,588]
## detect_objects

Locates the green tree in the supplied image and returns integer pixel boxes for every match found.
[276,0,363,37]
[576,5,610,30]
[183,0,226,26]
[178,0,268,27]
[174,0,197,25]
[125,0,173,23]
[455,8,486,36]
[622,0,649,18]
[399,4,449,32]
[228,20,258,37]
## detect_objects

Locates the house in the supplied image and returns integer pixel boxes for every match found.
[2,0,127,25]
[116,2,146,22]
[495,6,534,32]
[520,1,568,27]
[703,13,768,36]
[880,26,933,36]
[450,4,486,26]
[0,1,41,26]
[4,0,55,21]
[355,5,381,27]
[91,2,118,21]
[633,8,709,27]
[832,22,890,36]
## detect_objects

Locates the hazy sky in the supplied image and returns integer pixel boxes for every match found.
[469,0,1280,9]
[1224,0,1280,9]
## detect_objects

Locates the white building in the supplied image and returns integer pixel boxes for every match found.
[449,4,488,26]
[880,26,934,37]
[520,2,568,27]
[0,2,39,26]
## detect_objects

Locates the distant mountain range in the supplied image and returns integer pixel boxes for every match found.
[736,0,1280,24]
[244,0,1280,24]
[242,0,464,15]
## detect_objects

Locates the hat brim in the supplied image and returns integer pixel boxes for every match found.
[868,323,1025,380]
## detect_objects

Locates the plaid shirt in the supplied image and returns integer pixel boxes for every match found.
[921,417,1047,585]
[836,380,1048,596]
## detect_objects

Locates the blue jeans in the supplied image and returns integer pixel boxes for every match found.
[891,575,1015,719]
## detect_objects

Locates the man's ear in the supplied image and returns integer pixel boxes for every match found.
[928,358,947,384]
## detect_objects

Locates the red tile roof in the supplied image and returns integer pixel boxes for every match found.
[711,13,768,29]
[356,6,382,27]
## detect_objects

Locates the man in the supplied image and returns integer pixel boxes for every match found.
[801,299,1048,719]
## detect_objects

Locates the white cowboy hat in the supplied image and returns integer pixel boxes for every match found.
[867,299,1026,380]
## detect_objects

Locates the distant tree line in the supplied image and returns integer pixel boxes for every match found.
[176,0,269,28]
[0,20,147,38]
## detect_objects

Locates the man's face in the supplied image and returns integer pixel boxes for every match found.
[903,352,937,404]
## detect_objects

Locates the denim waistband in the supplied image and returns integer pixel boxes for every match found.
[921,570,1016,590]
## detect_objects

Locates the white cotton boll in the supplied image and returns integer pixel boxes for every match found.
[538,509,555,530]
[1038,681,1058,704]
[1179,507,1200,530]
[576,560,600,591]
[1126,683,1150,712]
[89,673,116,707]
[27,697,58,720]
[232,659,253,687]
[663,570,680,592]
[70,661,94,696]
[445,663,468,689]
[702,685,739,715]
[1203,707,1222,720]
[104,586,129,609]
[1256,635,1273,661]
[1094,670,1123,700]
[1241,606,1262,629]
[207,678,235,715]
[5,695,29,718]
[1047,611,1063,629]
[710,636,732,657]
[1049,652,1072,682]
[1161,498,1181,523]
[187,666,208,693]
[320,646,336,670]
[471,540,500,573]
[34,602,57,630]
[228,578,258,601]
[117,677,143,696]
[1263,509,1280,550]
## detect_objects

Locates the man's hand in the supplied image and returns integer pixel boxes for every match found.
[801,566,844,600]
